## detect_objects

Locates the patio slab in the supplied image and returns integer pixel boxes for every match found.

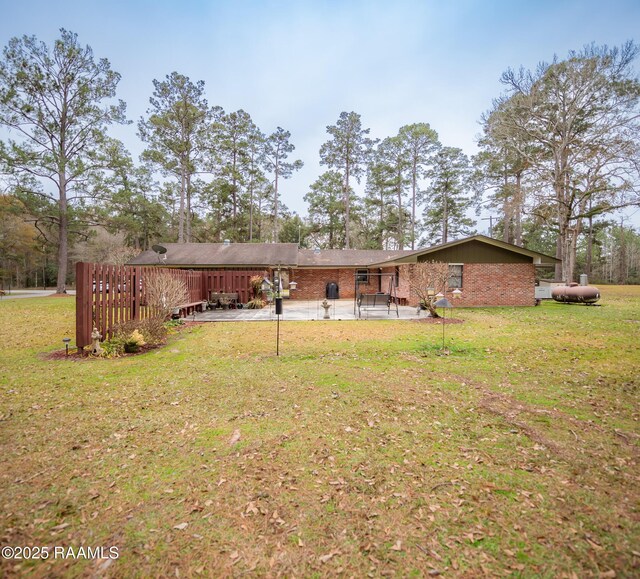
[193,299,422,322]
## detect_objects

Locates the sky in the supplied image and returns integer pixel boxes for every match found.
[1,0,640,230]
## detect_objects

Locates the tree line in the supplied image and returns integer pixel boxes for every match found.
[1,30,639,292]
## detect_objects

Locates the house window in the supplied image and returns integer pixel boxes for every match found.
[356,269,370,283]
[448,264,463,289]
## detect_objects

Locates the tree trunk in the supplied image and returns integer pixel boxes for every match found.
[411,160,417,250]
[397,168,403,250]
[442,189,448,244]
[586,199,593,276]
[178,167,186,243]
[502,167,510,243]
[344,162,351,249]
[514,171,523,246]
[56,173,68,293]
[185,171,192,243]
[273,164,279,243]
[249,181,254,242]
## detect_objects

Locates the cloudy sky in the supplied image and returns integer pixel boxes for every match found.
[2,0,639,227]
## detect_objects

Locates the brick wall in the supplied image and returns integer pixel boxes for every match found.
[291,263,536,306]
[458,263,535,307]
[291,268,394,300]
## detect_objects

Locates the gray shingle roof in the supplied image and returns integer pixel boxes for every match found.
[127,243,299,267]
[126,236,560,268]
[297,249,415,267]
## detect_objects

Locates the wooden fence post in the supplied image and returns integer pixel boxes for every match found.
[75,262,92,351]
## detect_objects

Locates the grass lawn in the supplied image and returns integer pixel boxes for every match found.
[0,287,638,577]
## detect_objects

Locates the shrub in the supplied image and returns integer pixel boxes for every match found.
[249,275,264,299]
[124,329,146,353]
[144,273,189,319]
[246,298,266,309]
[99,337,126,358]
[138,316,168,345]
[112,317,168,349]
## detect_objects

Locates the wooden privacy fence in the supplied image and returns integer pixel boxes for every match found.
[202,270,264,304]
[76,263,264,350]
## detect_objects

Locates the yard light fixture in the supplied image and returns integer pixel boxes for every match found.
[62,337,71,357]
[452,288,462,299]
[289,280,297,291]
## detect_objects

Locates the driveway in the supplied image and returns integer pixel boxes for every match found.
[0,290,76,300]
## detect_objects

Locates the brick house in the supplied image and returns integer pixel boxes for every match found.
[128,235,559,307]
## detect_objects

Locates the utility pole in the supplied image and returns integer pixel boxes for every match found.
[481,216,494,238]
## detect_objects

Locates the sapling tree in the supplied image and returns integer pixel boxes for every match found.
[144,272,188,319]
[401,261,449,318]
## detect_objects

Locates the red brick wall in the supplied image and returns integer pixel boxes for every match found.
[291,268,394,300]
[458,263,535,307]
[291,263,536,306]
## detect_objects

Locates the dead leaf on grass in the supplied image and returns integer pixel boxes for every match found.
[390,540,403,551]
[319,550,340,563]
[245,501,259,515]
[229,429,241,445]
[95,557,114,574]
[585,536,604,551]
[173,522,188,530]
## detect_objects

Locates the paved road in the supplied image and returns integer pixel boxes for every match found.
[0,290,76,300]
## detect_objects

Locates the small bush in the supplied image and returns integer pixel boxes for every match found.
[249,275,264,298]
[100,337,126,358]
[246,298,266,309]
[111,316,168,350]
[124,329,146,353]
[137,316,168,345]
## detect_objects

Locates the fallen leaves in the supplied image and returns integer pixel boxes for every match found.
[229,429,241,445]
[319,550,340,563]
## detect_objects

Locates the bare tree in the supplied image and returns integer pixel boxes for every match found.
[144,272,188,319]
[401,262,449,318]
[497,42,640,282]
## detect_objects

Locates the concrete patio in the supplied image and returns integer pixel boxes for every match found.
[193,299,422,322]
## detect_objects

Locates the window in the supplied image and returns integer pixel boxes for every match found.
[448,264,463,289]
[356,269,370,283]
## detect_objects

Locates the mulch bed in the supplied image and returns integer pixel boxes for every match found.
[41,322,205,362]
[42,343,159,361]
